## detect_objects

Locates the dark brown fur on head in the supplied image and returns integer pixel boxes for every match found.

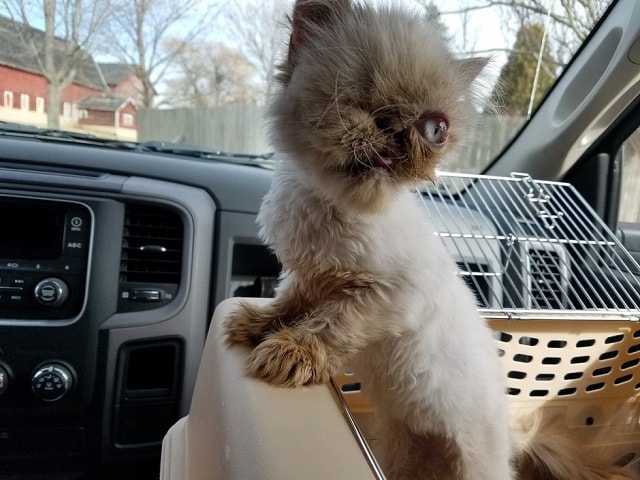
[269,0,487,212]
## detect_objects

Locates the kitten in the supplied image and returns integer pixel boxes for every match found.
[224,2,640,479]
[224,1,513,479]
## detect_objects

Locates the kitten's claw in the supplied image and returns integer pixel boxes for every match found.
[246,332,330,387]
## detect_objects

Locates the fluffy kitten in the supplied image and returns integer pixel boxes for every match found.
[223,1,638,479]
[224,1,512,479]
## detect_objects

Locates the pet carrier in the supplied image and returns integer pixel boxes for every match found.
[335,172,640,477]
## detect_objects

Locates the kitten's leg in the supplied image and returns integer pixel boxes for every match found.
[377,421,513,480]
[423,399,512,480]
[244,270,392,387]
[454,425,514,480]
[224,296,300,346]
[376,417,460,480]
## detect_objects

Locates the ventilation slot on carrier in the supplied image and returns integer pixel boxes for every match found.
[119,204,184,312]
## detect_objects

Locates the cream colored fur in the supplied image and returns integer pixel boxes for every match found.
[255,159,514,480]
[512,411,638,480]
[224,1,637,479]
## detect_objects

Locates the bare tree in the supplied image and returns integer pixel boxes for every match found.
[2,0,113,128]
[434,0,609,65]
[221,0,289,101]
[457,0,480,54]
[99,0,221,108]
[164,39,259,108]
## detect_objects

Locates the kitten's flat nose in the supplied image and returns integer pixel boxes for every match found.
[374,115,402,133]
[374,116,390,132]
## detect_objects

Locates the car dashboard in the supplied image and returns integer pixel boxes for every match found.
[1,132,639,480]
[0,134,277,479]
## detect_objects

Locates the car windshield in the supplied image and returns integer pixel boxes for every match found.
[0,0,614,173]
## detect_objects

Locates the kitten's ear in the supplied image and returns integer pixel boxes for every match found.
[287,0,350,66]
[456,57,489,84]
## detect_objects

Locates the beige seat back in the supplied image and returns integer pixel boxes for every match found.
[160,298,379,480]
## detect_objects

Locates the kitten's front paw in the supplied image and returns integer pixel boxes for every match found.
[246,331,331,387]
[224,303,267,346]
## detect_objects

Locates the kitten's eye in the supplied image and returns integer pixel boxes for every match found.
[416,115,449,146]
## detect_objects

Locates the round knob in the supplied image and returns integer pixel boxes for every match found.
[34,278,69,307]
[31,363,74,402]
[0,365,10,398]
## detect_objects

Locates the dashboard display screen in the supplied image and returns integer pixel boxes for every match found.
[0,199,65,260]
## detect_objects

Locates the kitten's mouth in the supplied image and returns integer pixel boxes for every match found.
[371,152,394,168]
[345,151,396,177]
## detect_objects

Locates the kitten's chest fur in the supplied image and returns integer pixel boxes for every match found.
[259,161,446,281]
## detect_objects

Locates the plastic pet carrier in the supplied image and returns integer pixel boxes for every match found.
[334,172,640,477]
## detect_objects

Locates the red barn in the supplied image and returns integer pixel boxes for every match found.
[0,16,140,137]
[78,96,138,129]
[99,63,151,108]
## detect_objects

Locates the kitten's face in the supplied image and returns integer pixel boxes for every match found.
[270,0,486,211]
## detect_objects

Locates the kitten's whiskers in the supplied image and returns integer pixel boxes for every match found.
[314,75,346,131]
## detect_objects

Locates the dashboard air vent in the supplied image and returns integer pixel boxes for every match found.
[456,262,491,308]
[526,243,568,309]
[120,204,183,284]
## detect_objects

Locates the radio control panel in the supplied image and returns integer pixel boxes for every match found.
[0,196,92,321]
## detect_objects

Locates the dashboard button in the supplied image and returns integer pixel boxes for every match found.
[34,278,69,307]
[64,238,87,257]
[31,364,73,402]
[131,289,162,302]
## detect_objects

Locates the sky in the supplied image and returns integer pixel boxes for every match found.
[3,0,604,104]
[242,0,511,54]
[223,0,517,79]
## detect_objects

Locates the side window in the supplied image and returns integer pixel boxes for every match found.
[20,93,29,111]
[3,91,13,108]
[619,127,640,223]
[122,113,134,127]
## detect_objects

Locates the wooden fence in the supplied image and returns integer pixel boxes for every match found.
[139,106,639,222]
[138,105,523,169]
[138,104,269,155]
